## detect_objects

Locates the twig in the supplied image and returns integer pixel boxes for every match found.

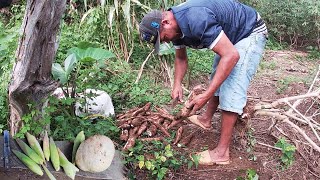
[288,64,320,113]
[135,49,154,84]
[254,90,320,110]
[256,110,320,152]
[257,141,282,151]
[285,101,320,142]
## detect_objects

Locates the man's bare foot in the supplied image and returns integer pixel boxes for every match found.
[188,115,212,130]
[208,147,230,163]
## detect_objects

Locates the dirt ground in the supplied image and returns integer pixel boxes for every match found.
[136,50,320,180]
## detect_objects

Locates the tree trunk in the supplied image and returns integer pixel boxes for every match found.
[8,0,66,136]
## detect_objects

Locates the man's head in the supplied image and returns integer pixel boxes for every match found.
[139,10,181,54]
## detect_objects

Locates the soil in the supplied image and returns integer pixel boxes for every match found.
[135,50,320,180]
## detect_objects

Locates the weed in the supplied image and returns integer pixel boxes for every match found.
[259,60,277,70]
[123,140,195,180]
[237,168,259,180]
[275,138,296,170]
[276,76,306,94]
[246,127,257,161]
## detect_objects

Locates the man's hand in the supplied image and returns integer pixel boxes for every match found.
[171,85,184,102]
[186,92,211,115]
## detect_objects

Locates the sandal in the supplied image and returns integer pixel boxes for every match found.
[188,115,211,130]
[190,150,230,165]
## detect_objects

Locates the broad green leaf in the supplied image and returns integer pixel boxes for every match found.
[138,161,144,169]
[52,63,67,84]
[158,43,175,56]
[145,161,152,170]
[64,53,77,77]
[68,47,115,62]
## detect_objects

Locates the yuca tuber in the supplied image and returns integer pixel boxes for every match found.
[178,132,195,147]
[167,120,183,129]
[16,139,44,165]
[162,120,171,130]
[146,124,157,137]
[12,150,43,176]
[25,132,45,162]
[136,121,148,136]
[43,131,50,162]
[72,131,85,164]
[139,137,164,141]
[173,127,183,145]
[175,85,205,119]
[148,119,170,137]
[130,116,147,127]
[123,127,139,151]
[120,129,129,141]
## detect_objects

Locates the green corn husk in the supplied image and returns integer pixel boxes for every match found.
[41,164,56,180]
[43,131,50,162]
[58,148,79,180]
[72,131,85,163]
[16,139,44,165]
[12,149,43,176]
[49,137,60,171]
[25,132,45,162]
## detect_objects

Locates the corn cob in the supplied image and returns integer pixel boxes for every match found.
[41,164,57,180]
[12,149,43,176]
[43,131,50,161]
[58,148,79,180]
[16,139,44,165]
[72,131,85,163]
[49,137,60,171]
[25,132,45,162]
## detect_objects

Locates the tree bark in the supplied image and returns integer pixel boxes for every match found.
[8,0,66,136]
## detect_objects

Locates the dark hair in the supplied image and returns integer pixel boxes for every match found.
[0,0,12,8]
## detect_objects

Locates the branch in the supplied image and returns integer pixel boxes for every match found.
[254,90,320,110]
[256,110,320,153]
[135,49,154,84]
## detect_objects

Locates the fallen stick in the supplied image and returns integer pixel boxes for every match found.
[254,90,320,110]
[256,110,320,153]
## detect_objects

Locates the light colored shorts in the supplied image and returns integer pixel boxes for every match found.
[210,33,267,115]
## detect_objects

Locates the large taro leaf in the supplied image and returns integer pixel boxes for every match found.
[64,53,78,77]
[158,43,175,56]
[68,47,115,64]
[52,63,67,85]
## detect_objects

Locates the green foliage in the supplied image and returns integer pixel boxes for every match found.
[15,104,53,138]
[124,140,191,180]
[243,0,320,47]
[276,76,306,94]
[275,138,296,170]
[246,127,257,161]
[0,4,24,126]
[237,169,259,180]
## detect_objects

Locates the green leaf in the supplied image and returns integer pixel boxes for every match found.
[52,63,67,84]
[68,47,115,63]
[64,53,78,77]
[138,161,144,169]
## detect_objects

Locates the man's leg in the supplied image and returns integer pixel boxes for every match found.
[196,96,219,128]
[208,110,237,161]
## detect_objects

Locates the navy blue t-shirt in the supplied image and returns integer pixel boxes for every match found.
[170,0,257,49]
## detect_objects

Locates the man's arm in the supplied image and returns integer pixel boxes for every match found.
[171,47,188,101]
[188,31,240,114]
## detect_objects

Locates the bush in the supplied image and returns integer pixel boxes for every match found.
[242,0,320,48]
